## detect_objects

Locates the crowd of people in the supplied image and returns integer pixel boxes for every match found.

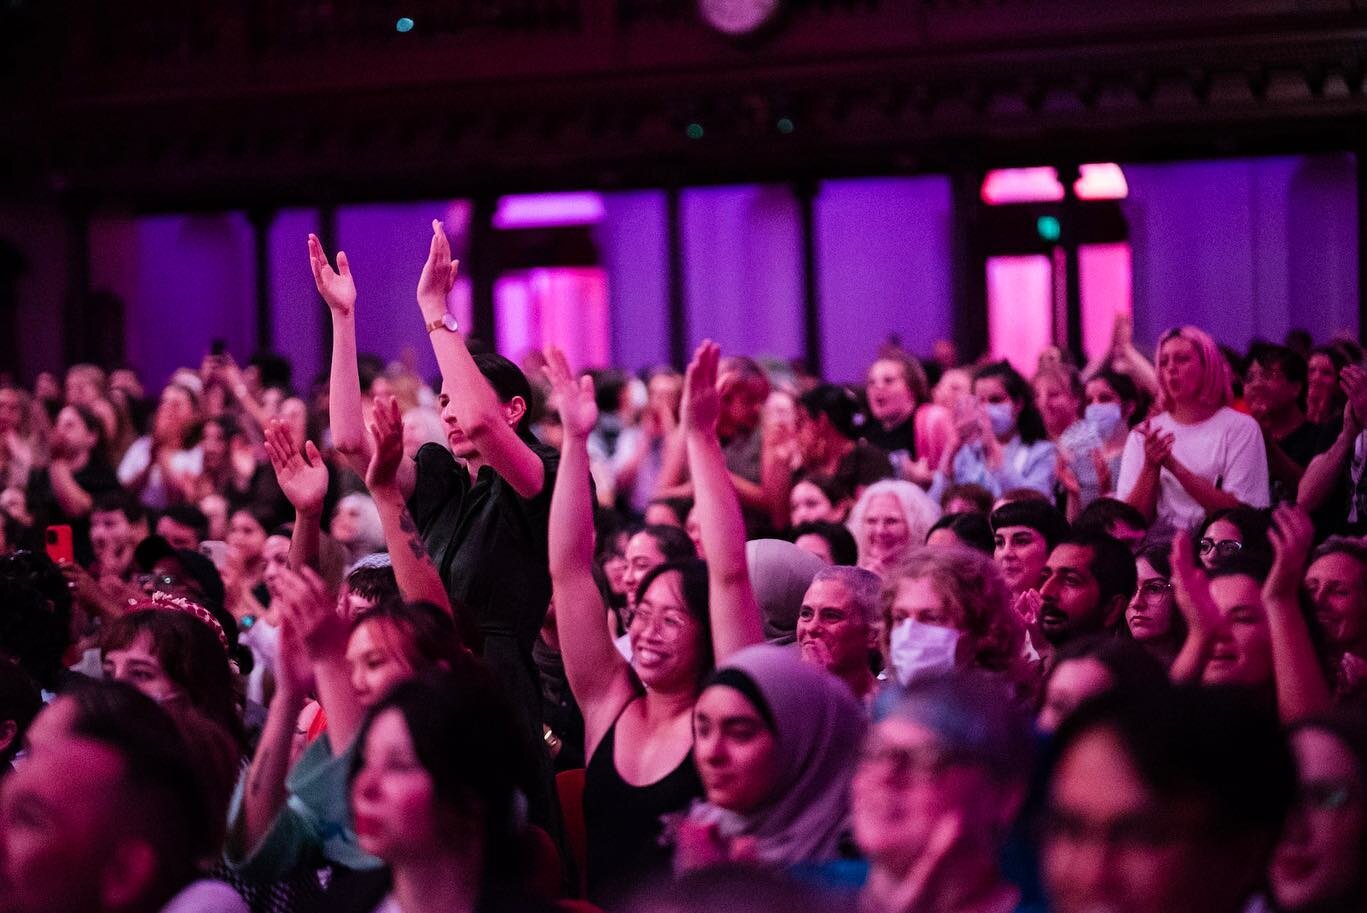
[1,219,1366,913]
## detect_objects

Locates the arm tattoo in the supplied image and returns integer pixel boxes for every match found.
[398,509,434,565]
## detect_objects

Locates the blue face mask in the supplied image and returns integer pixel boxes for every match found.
[984,401,1016,438]
[1085,402,1124,441]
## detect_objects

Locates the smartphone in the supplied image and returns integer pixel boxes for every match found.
[45,524,74,564]
[199,540,229,570]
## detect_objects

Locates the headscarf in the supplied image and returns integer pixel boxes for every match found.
[745,540,827,645]
[686,644,866,866]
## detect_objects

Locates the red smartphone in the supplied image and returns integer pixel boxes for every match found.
[45,524,74,564]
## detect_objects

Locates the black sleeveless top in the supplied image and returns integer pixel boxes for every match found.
[582,711,703,904]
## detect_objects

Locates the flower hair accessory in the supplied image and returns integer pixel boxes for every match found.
[129,591,231,654]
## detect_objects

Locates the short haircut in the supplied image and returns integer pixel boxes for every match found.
[639,524,697,563]
[810,565,882,627]
[1051,684,1294,841]
[1311,536,1367,579]
[940,483,993,515]
[92,490,146,524]
[882,670,1033,784]
[1073,498,1147,540]
[346,562,401,605]
[798,384,868,441]
[1247,342,1308,391]
[1055,531,1138,607]
[65,680,220,884]
[990,499,1069,550]
[927,512,994,555]
[160,504,210,541]
[790,520,859,567]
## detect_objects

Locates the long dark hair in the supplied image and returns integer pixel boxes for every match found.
[633,558,715,684]
[349,667,534,884]
[974,361,1048,444]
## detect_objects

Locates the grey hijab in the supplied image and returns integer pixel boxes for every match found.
[746,539,827,645]
[687,644,867,867]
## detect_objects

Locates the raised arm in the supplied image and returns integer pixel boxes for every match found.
[1263,505,1332,723]
[366,396,451,613]
[417,221,543,498]
[681,341,764,661]
[543,348,635,756]
[1168,531,1220,684]
[263,420,327,572]
[235,612,311,856]
[274,565,364,750]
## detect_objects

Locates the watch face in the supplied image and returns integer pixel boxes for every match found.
[698,0,780,36]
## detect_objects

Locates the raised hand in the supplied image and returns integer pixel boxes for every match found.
[1342,365,1367,431]
[416,219,460,322]
[366,395,405,493]
[273,612,316,704]
[542,347,598,441]
[1264,503,1314,604]
[682,340,722,437]
[308,234,357,317]
[273,565,349,664]
[1169,531,1221,640]
[264,419,328,517]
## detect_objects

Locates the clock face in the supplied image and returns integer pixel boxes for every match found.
[698,0,781,37]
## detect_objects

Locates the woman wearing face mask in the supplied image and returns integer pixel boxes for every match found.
[1269,710,1367,913]
[930,361,1056,504]
[676,643,866,873]
[1055,370,1143,521]
[879,546,1033,699]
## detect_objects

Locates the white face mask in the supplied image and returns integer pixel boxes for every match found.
[1084,402,1124,442]
[984,401,1016,438]
[889,618,961,687]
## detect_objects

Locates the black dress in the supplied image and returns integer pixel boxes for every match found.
[582,711,703,905]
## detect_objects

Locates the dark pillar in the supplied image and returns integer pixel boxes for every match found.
[1058,162,1084,363]
[469,196,497,350]
[794,179,823,378]
[1358,148,1366,339]
[950,170,988,362]
[248,208,276,353]
[666,187,687,369]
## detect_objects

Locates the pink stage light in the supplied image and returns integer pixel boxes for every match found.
[492,193,606,229]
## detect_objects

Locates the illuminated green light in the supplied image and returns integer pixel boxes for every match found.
[1036,215,1061,242]
[396,17,415,32]
[686,123,705,140]
[776,117,795,134]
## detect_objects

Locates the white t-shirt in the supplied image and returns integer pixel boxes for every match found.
[1116,407,1269,536]
[117,436,203,510]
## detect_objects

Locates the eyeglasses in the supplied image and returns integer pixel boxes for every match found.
[1138,579,1173,604]
[136,573,181,591]
[625,607,691,640]
[1198,538,1243,560]
[857,741,968,784]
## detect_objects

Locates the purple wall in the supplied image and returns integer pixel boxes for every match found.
[90,213,256,390]
[596,191,671,371]
[815,177,954,383]
[1123,154,1359,353]
[267,209,326,391]
[682,186,806,362]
